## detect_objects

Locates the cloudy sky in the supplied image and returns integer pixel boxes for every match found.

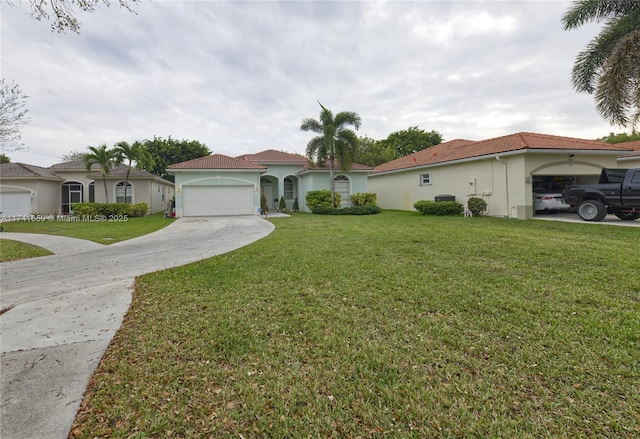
[2,0,614,167]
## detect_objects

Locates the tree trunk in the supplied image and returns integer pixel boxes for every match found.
[329,155,335,207]
[103,175,109,203]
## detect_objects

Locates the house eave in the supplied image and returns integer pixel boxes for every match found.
[369,148,631,177]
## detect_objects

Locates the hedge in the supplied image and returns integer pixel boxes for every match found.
[72,202,149,217]
[413,200,464,216]
[311,206,382,215]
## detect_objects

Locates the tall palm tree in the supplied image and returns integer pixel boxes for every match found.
[300,102,361,206]
[113,141,154,203]
[83,144,117,203]
[562,0,640,129]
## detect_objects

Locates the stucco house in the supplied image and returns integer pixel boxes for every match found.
[167,150,372,217]
[367,132,637,219]
[0,160,174,216]
[617,140,640,168]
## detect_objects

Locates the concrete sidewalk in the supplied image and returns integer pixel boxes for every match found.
[0,216,274,439]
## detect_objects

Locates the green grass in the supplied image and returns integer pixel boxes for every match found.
[71,212,639,438]
[0,212,174,245]
[0,239,52,262]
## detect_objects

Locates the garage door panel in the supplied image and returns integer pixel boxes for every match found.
[0,192,31,216]
[183,186,253,216]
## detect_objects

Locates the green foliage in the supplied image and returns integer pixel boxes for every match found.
[278,196,286,211]
[597,131,640,144]
[311,205,382,215]
[305,190,341,209]
[413,200,464,215]
[292,197,299,211]
[380,126,443,159]
[350,192,377,206]
[141,136,211,181]
[0,153,10,164]
[354,135,395,166]
[72,202,148,217]
[562,1,640,129]
[260,195,269,213]
[467,197,488,217]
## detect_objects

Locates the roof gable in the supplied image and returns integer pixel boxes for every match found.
[0,163,63,180]
[167,154,267,170]
[238,149,308,164]
[373,132,634,174]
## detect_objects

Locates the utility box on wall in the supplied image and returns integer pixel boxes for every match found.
[435,195,456,202]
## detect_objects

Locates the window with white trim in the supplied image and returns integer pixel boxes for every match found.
[420,173,431,185]
[334,175,350,207]
[284,177,294,200]
[115,181,133,204]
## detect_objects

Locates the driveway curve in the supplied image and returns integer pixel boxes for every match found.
[0,216,274,439]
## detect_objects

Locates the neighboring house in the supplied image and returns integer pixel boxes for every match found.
[617,140,640,168]
[367,132,636,219]
[0,163,62,216]
[167,150,373,217]
[0,160,174,216]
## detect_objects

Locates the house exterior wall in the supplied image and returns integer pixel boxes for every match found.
[0,179,60,215]
[369,152,624,220]
[172,170,262,217]
[259,164,304,211]
[297,172,369,212]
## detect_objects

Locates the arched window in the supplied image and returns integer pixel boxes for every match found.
[284,177,294,200]
[334,175,350,207]
[115,181,133,204]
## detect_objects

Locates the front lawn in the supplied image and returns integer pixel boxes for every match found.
[0,239,53,262]
[71,212,639,438]
[0,212,174,245]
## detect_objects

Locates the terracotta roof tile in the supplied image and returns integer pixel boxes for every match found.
[300,161,374,172]
[239,149,309,164]
[167,154,267,170]
[0,163,63,179]
[617,140,640,155]
[373,132,634,174]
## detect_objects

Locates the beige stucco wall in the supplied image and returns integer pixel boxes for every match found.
[91,178,174,214]
[0,180,59,214]
[369,152,624,220]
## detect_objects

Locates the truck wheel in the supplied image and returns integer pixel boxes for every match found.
[577,200,607,221]
[614,211,640,221]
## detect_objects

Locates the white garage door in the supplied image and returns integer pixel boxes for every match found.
[0,192,31,216]
[183,185,254,216]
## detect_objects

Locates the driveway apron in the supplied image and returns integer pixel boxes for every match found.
[0,216,274,439]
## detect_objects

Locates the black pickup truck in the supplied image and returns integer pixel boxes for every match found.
[562,168,640,222]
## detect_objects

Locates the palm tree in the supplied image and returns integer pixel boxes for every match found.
[562,0,640,130]
[300,102,361,206]
[113,141,153,203]
[83,144,117,203]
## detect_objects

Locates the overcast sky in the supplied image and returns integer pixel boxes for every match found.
[2,0,615,167]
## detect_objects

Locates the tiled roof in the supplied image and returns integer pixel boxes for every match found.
[0,163,63,180]
[301,160,374,172]
[49,159,101,170]
[238,149,309,164]
[617,140,640,156]
[86,164,163,179]
[373,132,634,174]
[167,154,267,170]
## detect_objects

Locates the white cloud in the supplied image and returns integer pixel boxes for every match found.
[1,0,616,166]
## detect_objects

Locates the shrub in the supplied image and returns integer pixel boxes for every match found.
[467,197,488,217]
[292,197,299,211]
[413,200,464,216]
[305,190,341,208]
[260,195,269,213]
[71,202,148,217]
[312,205,382,215]
[350,192,377,206]
[279,196,286,212]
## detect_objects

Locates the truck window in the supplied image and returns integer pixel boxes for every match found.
[632,172,640,184]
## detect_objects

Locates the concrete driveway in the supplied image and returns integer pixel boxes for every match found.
[533,212,640,227]
[0,216,274,439]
